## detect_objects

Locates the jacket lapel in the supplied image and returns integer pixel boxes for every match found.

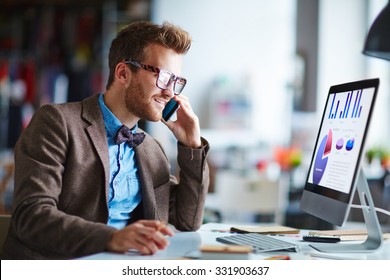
[81,95,110,202]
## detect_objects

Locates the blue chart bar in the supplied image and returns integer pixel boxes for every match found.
[341,92,352,118]
[345,92,352,118]
[351,92,358,118]
[328,95,336,119]
[334,101,340,119]
[352,90,362,118]
[328,90,362,119]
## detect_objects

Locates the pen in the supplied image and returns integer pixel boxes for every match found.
[264,255,290,260]
[303,235,340,243]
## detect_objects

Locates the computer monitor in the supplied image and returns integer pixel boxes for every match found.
[300,78,383,253]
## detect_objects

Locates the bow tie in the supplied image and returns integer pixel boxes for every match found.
[114,125,145,148]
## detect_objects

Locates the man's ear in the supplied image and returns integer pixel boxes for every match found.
[115,62,130,83]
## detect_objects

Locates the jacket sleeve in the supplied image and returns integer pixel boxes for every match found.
[168,138,210,231]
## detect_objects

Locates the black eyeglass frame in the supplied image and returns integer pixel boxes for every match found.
[124,59,187,95]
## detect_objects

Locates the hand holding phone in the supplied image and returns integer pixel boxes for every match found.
[162,98,179,121]
[161,95,202,148]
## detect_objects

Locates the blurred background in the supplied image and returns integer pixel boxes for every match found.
[0,0,389,230]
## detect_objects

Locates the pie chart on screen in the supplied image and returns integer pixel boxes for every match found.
[336,138,344,150]
[312,129,332,184]
[346,138,355,151]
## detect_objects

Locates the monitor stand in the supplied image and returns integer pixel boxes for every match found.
[311,170,383,253]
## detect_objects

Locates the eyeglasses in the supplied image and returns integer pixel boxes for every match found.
[124,59,187,95]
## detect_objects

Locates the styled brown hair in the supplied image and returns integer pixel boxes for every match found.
[106,21,192,90]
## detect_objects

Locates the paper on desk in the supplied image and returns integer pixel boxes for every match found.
[230,225,300,234]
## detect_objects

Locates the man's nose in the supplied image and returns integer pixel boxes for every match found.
[162,82,175,97]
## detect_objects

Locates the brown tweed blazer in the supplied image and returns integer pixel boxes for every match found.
[2,94,209,259]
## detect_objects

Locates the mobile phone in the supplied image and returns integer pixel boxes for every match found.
[302,235,341,243]
[162,98,179,121]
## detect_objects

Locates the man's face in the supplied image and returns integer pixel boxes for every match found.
[124,44,183,122]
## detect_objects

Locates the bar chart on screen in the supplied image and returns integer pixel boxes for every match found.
[328,90,364,119]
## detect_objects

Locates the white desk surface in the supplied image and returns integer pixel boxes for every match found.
[78,222,390,260]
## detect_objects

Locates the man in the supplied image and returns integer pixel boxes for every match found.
[2,21,210,259]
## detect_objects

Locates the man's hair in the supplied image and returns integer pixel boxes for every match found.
[106,21,192,90]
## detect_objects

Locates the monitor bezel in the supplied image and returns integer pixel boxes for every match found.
[300,78,380,226]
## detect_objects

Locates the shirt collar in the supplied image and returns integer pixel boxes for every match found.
[98,93,137,138]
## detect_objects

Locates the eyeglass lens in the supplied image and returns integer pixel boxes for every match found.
[157,69,186,95]
[174,78,186,94]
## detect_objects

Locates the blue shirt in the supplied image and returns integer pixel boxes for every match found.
[98,94,142,229]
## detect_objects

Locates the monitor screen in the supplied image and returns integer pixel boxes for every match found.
[300,78,379,227]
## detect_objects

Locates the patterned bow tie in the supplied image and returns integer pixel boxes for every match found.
[115,125,145,148]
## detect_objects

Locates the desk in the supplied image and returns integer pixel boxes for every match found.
[78,223,390,260]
